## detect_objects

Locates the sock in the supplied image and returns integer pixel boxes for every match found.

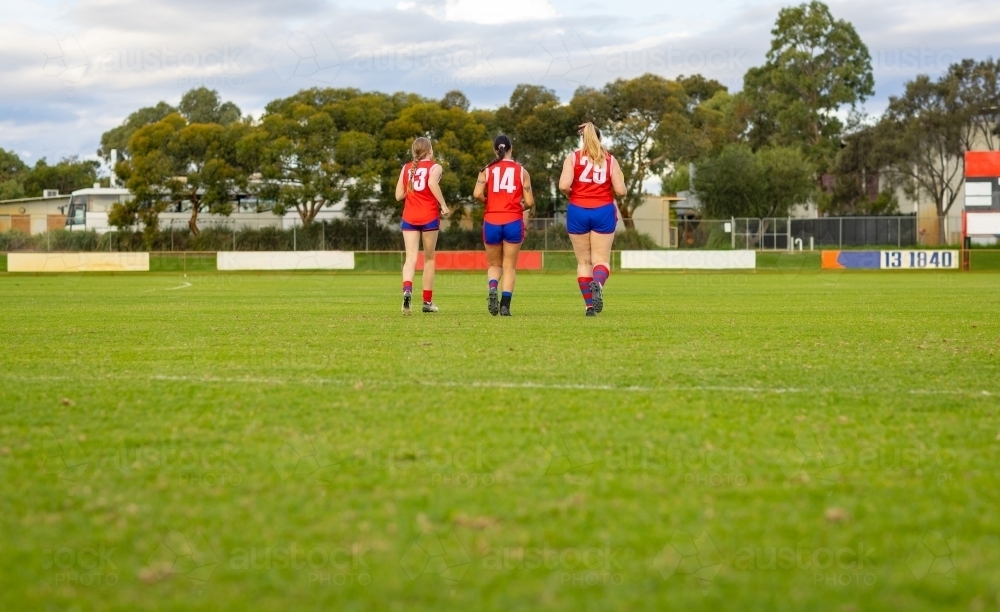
[403,281,413,294]
[578,277,594,307]
[500,291,512,309]
[593,264,610,287]
[423,289,433,303]
[489,279,499,290]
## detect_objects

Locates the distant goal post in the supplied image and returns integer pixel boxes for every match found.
[962,211,1000,269]
[962,151,1000,270]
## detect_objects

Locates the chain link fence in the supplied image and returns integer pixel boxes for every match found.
[0,213,980,252]
[671,216,964,249]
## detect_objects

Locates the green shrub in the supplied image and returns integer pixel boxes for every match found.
[522,225,574,250]
[704,226,732,249]
[613,228,661,250]
[436,226,483,250]
[0,230,33,251]
[49,229,102,251]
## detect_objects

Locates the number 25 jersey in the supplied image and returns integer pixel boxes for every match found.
[569,150,615,208]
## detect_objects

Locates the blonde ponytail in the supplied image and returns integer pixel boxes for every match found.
[580,123,607,166]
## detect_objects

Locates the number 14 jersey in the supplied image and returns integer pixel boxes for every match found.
[569,150,615,208]
[484,160,525,224]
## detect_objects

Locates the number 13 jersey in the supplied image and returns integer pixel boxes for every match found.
[569,150,615,208]
[401,160,441,225]
[484,160,525,225]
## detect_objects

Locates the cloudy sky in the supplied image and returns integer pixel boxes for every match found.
[2,0,999,169]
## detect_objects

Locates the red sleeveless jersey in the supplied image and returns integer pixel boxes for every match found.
[568,150,615,208]
[401,160,440,225]
[483,160,525,224]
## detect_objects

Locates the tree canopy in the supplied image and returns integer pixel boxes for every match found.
[0,148,100,200]
[743,0,873,166]
[693,144,815,219]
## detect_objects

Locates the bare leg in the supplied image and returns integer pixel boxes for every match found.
[589,231,614,272]
[485,243,503,285]
[402,230,421,285]
[420,230,439,292]
[501,241,522,293]
[569,233,594,278]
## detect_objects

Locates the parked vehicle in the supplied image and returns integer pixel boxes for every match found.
[64,186,130,233]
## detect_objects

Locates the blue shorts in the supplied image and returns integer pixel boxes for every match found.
[483,219,524,245]
[567,203,617,234]
[401,219,440,232]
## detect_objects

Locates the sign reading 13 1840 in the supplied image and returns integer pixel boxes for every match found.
[881,250,958,269]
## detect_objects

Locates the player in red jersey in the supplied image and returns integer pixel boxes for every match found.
[473,135,535,316]
[394,137,451,315]
[558,123,627,316]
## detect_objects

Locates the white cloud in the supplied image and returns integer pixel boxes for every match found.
[396,0,558,24]
[443,0,558,24]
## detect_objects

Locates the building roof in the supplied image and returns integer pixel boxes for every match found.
[70,188,131,196]
[0,194,69,205]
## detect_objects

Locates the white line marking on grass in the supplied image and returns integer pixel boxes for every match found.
[2,373,997,398]
[419,380,996,396]
[141,282,193,293]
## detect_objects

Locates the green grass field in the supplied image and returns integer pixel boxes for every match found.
[1,270,998,611]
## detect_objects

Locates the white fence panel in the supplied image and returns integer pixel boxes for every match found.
[621,250,756,270]
[966,213,1000,235]
[217,251,355,271]
[8,253,149,272]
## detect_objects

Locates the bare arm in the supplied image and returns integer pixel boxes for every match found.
[558,154,575,197]
[473,169,487,203]
[522,168,535,210]
[394,166,407,202]
[428,164,450,216]
[611,157,626,198]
